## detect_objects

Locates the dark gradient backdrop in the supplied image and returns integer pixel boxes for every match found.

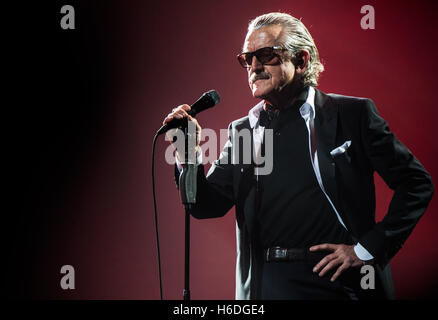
[8,0,438,299]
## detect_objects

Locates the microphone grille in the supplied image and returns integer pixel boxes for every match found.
[205,90,220,105]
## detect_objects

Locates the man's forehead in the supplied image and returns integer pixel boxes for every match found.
[243,25,284,51]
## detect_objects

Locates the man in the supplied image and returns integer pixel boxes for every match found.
[163,12,433,299]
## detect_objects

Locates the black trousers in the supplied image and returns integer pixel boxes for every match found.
[260,259,374,300]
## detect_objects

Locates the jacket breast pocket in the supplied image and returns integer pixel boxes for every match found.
[331,140,352,166]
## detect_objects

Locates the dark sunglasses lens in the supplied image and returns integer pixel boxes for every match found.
[255,47,276,64]
[244,53,254,66]
[237,47,279,67]
[237,53,250,68]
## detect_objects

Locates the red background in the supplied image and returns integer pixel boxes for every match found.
[11,0,438,299]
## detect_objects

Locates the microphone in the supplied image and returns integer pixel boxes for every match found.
[156,90,220,136]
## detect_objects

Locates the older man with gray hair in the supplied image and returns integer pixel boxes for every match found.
[163,12,433,299]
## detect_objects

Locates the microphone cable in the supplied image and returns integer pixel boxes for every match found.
[152,132,163,300]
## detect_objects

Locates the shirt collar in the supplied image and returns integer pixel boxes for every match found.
[248,100,264,128]
[248,86,316,128]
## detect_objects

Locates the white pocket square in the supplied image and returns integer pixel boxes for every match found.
[330,140,351,157]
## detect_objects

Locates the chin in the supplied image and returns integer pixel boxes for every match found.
[251,86,272,99]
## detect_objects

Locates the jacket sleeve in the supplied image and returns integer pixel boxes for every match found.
[174,123,236,219]
[358,99,434,267]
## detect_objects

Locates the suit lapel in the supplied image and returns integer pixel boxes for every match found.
[314,89,339,208]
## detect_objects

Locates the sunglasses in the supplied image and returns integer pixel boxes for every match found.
[237,46,287,68]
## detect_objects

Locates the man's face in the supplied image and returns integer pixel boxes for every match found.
[243,25,296,103]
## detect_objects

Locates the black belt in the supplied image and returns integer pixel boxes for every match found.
[264,247,327,262]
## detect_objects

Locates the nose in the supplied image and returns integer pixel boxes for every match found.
[249,55,263,72]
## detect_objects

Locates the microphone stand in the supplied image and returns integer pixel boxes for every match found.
[178,118,198,300]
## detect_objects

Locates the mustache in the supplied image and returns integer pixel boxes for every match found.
[250,72,270,84]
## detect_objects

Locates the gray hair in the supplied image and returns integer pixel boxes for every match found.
[247,12,324,87]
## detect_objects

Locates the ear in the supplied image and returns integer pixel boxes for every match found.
[295,50,310,74]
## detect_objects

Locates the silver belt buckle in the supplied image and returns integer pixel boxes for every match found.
[273,246,288,260]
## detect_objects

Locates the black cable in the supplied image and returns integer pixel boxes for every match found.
[152,132,163,300]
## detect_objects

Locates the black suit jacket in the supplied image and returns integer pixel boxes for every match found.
[178,89,434,299]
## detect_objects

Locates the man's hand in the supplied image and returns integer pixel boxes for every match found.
[163,104,202,160]
[309,243,363,282]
